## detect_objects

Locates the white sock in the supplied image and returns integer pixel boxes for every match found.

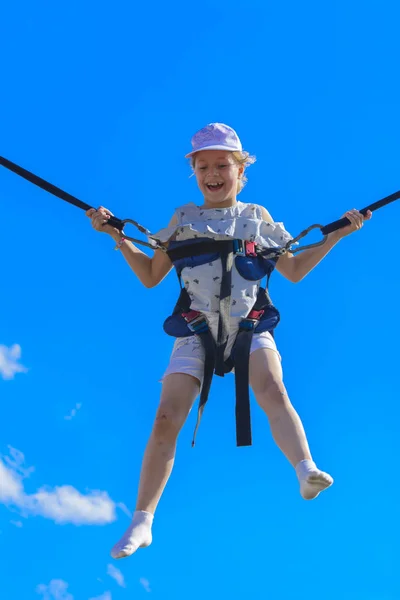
[295,459,334,500]
[110,510,154,559]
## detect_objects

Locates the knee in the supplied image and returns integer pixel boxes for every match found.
[152,407,187,442]
[253,371,289,415]
[253,368,285,396]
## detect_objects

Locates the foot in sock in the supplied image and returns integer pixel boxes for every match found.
[296,459,334,500]
[110,510,153,559]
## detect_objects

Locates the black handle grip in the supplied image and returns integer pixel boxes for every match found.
[321,208,369,235]
[321,191,400,236]
[107,215,124,231]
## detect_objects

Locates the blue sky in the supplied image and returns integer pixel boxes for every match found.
[1,0,399,598]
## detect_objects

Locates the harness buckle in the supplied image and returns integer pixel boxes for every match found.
[233,240,257,257]
[182,310,208,333]
[239,319,257,331]
[182,310,201,322]
[233,239,245,255]
[245,241,257,257]
[247,309,264,320]
[239,308,264,331]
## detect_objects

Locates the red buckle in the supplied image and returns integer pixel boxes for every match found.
[245,241,257,257]
[182,310,201,322]
[247,309,264,320]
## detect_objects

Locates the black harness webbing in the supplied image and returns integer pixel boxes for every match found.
[215,248,233,376]
[167,239,238,261]
[193,330,217,445]
[232,328,254,446]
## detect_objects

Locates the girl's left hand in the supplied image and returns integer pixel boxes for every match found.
[336,208,372,238]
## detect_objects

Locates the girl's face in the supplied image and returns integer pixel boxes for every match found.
[193,150,243,208]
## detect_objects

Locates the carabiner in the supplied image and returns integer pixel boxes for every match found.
[119,219,167,252]
[284,224,328,255]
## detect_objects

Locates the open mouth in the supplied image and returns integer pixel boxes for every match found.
[206,183,224,192]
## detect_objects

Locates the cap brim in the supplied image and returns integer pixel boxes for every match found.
[185,144,242,158]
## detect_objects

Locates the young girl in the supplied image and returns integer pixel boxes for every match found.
[86,123,371,560]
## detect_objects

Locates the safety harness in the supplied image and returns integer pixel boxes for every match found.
[165,237,281,446]
[1,155,399,446]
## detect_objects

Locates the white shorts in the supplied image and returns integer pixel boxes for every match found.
[162,328,280,386]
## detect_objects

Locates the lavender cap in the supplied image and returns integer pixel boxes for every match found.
[185,123,243,158]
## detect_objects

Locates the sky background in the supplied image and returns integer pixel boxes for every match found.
[1,1,399,599]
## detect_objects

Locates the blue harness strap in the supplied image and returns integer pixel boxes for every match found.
[165,237,281,447]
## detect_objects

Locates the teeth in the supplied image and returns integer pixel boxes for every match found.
[208,183,222,187]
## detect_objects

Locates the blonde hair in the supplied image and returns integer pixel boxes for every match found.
[190,150,256,194]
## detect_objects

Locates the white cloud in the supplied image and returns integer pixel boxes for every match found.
[0,344,27,380]
[0,458,24,502]
[107,564,126,588]
[36,579,73,600]
[27,486,116,525]
[89,593,112,600]
[0,447,116,526]
[140,578,151,593]
[64,403,82,421]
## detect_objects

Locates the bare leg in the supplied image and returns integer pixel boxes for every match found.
[136,372,200,513]
[249,348,333,498]
[110,373,200,559]
[250,348,312,466]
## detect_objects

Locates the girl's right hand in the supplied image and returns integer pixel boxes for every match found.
[86,206,120,237]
